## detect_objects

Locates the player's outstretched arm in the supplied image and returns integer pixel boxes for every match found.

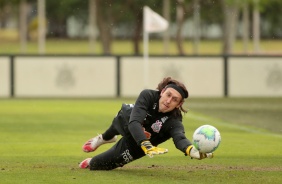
[141,140,168,158]
[186,145,213,160]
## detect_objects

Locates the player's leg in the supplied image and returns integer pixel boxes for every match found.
[80,138,139,170]
[82,133,118,152]
[82,111,124,152]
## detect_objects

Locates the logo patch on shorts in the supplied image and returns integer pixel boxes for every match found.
[122,149,133,163]
[151,120,163,133]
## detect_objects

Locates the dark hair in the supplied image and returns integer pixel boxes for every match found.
[156,77,189,115]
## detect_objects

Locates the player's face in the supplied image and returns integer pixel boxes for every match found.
[159,88,183,113]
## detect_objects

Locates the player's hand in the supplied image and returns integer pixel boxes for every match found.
[186,145,213,160]
[141,140,168,158]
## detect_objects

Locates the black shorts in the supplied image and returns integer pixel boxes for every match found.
[88,108,145,171]
[89,137,145,170]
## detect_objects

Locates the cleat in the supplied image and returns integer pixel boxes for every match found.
[82,134,118,152]
[79,158,91,169]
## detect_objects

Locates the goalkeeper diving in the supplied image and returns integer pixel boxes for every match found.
[79,77,213,170]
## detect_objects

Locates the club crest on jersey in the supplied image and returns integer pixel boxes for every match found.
[151,120,163,133]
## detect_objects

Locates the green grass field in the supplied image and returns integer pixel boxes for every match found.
[0,98,281,184]
[0,39,282,55]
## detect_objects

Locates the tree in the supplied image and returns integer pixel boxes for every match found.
[125,0,165,55]
[88,0,97,53]
[175,0,186,55]
[242,1,250,53]
[173,0,194,55]
[252,0,260,53]
[220,0,240,55]
[95,0,115,55]
[46,0,88,38]
[125,0,145,55]
[260,0,282,38]
[37,0,46,54]
[163,0,170,55]
[192,0,200,55]
[19,0,28,53]
[0,0,22,29]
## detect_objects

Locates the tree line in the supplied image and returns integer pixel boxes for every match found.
[0,0,281,55]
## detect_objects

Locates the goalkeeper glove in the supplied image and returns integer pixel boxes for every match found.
[141,140,168,158]
[186,145,213,160]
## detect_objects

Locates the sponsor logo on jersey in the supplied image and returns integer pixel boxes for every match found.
[161,116,168,123]
[153,103,157,110]
[144,112,152,121]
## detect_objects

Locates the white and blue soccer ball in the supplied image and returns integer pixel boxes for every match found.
[192,125,221,153]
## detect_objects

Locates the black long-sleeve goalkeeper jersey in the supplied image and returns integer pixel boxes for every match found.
[119,89,192,154]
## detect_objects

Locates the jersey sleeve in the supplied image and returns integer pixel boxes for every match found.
[128,89,155,145]
[168,120,192,153]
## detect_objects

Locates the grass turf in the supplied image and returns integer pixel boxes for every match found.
[0,39,282,55]
[0,98,281,184]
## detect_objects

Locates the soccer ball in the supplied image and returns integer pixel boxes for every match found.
[192,125,221,153]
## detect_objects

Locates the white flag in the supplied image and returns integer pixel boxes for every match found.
[143,6,168,33]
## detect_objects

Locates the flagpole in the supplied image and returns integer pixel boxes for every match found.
[143,6,168,89]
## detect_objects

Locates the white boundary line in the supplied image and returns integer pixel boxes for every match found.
[186,112,282,138]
